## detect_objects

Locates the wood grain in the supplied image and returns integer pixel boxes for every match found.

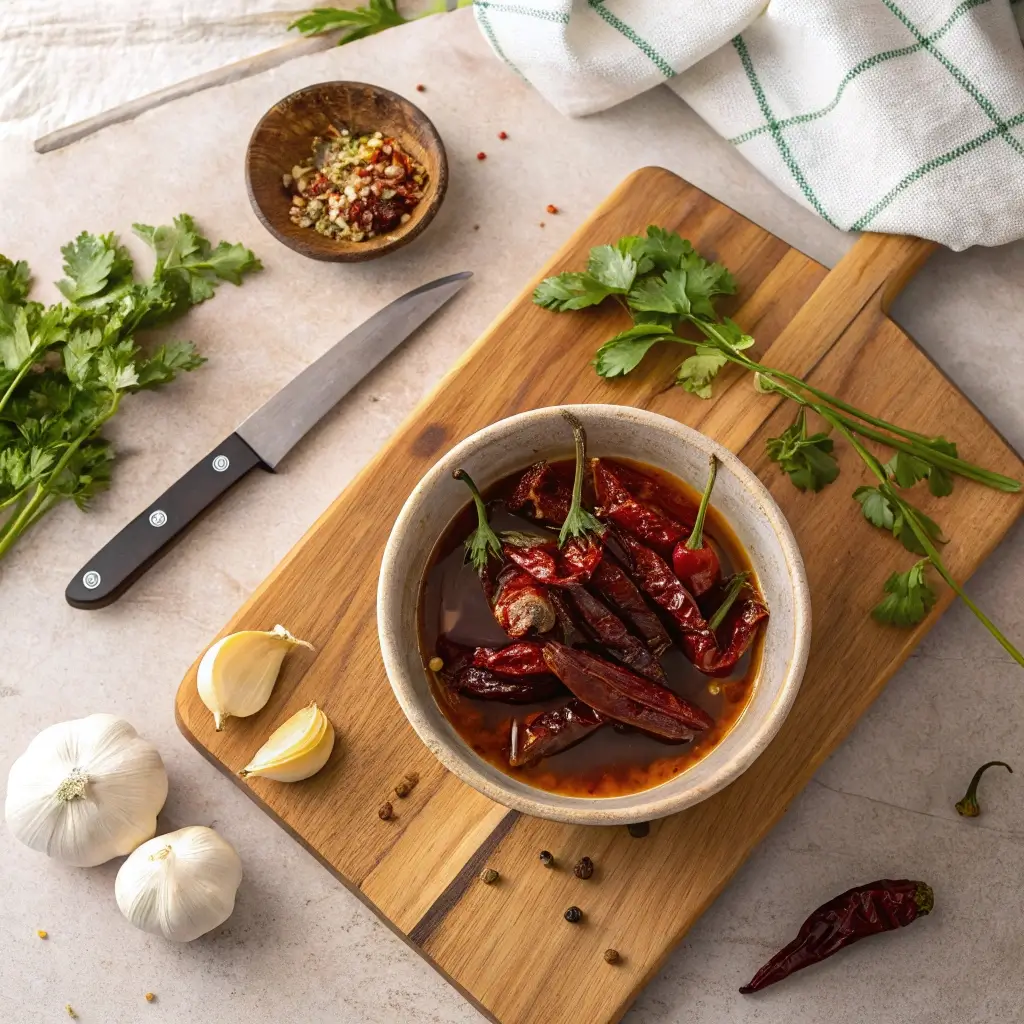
[245,81,448,262]
[175,168,1023,1024]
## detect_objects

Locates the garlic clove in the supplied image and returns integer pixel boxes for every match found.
[197,625,313,731]
[239,703,335,783]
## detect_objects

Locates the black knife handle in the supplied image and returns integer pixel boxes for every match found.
[65,434,265,609]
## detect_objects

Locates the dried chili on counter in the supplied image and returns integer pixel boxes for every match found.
[502,531,602,586]
[566,584,667,683]
[509,699,607,766]
[671,455,722,598]
[590,555,672,656]
[543,642,712,736]
[740,879,934,994]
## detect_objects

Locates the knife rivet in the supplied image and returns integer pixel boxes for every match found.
[148,510,168,528]
[212,455,230,472]
[82,571,101,590]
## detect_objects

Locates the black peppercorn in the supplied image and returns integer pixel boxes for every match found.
[378,801,394,821]
[573,856,594,880]
[603,949,620,964]
[564,906,583,923]
[539,850,554,867]
[480,868,499,885]
[627,821,650,838]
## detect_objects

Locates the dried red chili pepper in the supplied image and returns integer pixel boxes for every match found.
[491,563,557,638]
[471,642,549,676]
[566,585,667,683]
[619,533,767,676]
[603,460,700,528]
[542,642,712,736]
[502,531,602,586]
[671,455,721,597]
[592,459,687,556]
[508,461,573,526]
[740,879,934,994]
[449,666,565,704]
[590,556,672,656]
[548,587,585,645]
[509,699,606,766]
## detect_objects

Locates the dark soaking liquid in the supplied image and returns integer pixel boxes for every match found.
[417,459,763,798]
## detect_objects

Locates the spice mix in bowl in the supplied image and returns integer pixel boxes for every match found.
[377,405,811,826]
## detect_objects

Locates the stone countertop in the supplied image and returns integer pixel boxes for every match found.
[2,9,1023,1024]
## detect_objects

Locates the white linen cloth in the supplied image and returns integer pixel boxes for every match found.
[474,0,1024,249]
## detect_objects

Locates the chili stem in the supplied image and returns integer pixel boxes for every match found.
[708,572,750,631]
[955,760,1013,816]
[558,410,604,547]
[686,455,717,551]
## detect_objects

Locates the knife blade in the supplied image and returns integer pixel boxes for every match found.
[65,271,471,609]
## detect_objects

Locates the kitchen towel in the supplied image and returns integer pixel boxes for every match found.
[474,0,1024,249]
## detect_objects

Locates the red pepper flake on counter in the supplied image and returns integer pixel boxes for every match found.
[546,204,559,214]
[477,151,487,161]
[285,128,427,242]
[498,131,508,140]
[416,83,426,92]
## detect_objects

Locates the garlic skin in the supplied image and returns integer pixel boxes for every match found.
[240,703,335,782]
[115,826,243,942]
[197,624,313,731]
[4,714,168,867]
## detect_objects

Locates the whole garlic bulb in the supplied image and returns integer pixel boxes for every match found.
[197,625,313,731]
[115,826,243,942]
[4,714,168,867]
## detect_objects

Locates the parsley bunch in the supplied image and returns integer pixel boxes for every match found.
[534,225,1023,666]
[0,215,261,563]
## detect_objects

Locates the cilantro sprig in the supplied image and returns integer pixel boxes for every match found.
[0,217,261,563]
[533,224,1024,666]
[289,0,473,46]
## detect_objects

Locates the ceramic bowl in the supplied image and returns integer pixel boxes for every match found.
[377,405,810,825]
[245,81,447,262]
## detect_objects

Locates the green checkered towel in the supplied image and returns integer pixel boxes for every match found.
[474,0,1024,249]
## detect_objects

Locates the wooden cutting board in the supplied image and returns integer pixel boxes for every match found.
[175,168,1023,1024]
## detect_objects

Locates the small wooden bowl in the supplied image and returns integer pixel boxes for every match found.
[245,82,448,262]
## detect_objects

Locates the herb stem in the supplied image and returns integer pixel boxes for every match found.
[0,360,33,418]
[708,572,750,631]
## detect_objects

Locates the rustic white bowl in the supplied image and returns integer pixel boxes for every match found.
[377,405,810,826]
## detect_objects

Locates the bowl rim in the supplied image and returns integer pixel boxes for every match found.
[377,405,811,825]
[244,80,449,263]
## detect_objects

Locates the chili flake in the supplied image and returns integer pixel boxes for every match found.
[498,131,508,140]
[546,204,559,215]
[285,129,427,242]
[416,84,426,92]
[476,152,487,161]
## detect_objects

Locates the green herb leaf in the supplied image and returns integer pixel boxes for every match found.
[56,232,134,305]
[533,272,610,311]
[853,485,895,529]
[676,347,728,399]
[885,450,931,489]
[593,324,677,378]
[289,0,407,44]
[641,226,693,272]
[615,235,653,274]
[872,559,938,627]
[893,503,945,556]
[927,465,954,497]
[766,412,840,491]
[586,246,637,293]
[134,341,205,389]
[627,276,680,315]
[0,256,31,305]
[677,252,735,318]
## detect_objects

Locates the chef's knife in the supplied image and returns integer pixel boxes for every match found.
[66,271,471,609]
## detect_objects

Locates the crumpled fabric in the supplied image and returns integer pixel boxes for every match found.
[474,0,1024,249]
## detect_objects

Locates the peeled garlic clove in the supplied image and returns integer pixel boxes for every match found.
[239,703,335,783]
[197,625,313,731]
